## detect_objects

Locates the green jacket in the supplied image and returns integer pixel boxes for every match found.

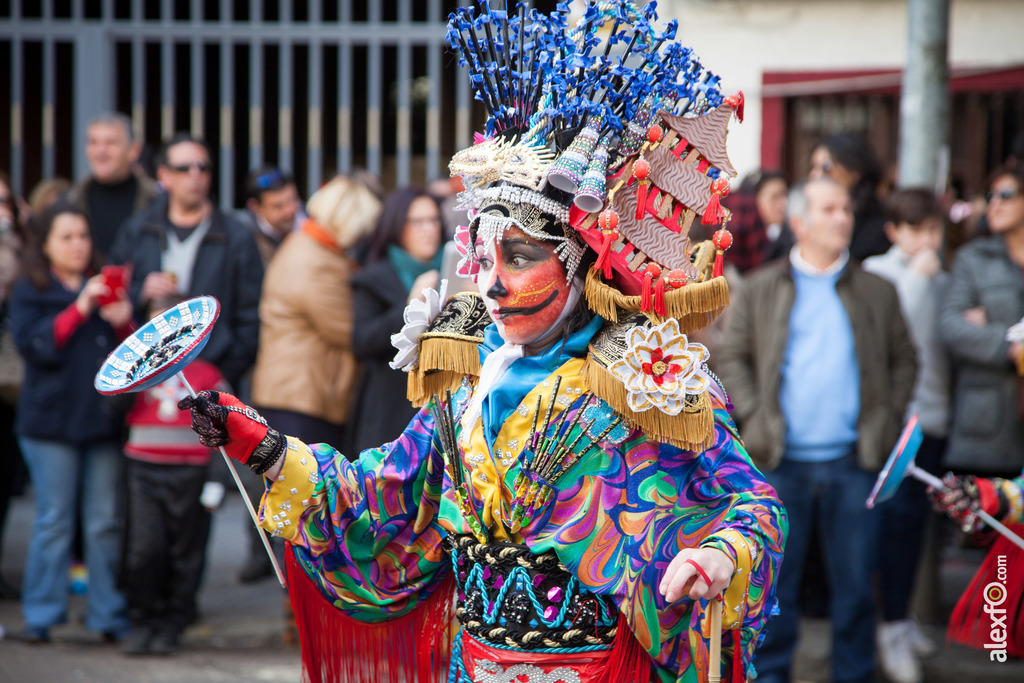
[717,257,918,472]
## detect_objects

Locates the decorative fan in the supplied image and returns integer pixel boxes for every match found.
[867,415,1024,550]
[93,295,286,585]
[94,295,220,396]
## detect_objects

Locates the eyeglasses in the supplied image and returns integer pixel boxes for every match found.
[811,159,835,174]
[255,168,286,190]
[407,216,442,227]
[166,161,211,174]
[987,187,1021,203]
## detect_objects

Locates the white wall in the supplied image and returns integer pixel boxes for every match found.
[653,0,1024,178]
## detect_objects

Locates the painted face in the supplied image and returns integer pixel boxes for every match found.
[475,226,571,346]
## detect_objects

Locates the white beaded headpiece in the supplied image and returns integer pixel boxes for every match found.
[461,186,584,285]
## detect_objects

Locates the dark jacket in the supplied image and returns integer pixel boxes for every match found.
[65,172,159,259]
[939,235,1024,475]
[717,257,918,472]
[109,198,264,389]
[9,275,124,443]
[348,259,417,454]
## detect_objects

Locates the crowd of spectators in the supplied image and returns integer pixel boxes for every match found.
[0,114,1022,682]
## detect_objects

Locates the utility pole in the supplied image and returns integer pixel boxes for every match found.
[898,0,950,192]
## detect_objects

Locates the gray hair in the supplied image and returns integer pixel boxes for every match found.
[786,176,846,224]
[87,112,135,143]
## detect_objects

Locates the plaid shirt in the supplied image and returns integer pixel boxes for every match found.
[725,192,772,274]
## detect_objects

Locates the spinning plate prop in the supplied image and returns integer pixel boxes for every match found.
[94,295,286,586]
[867,415,1024,551]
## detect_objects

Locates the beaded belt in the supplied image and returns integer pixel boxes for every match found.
[446,535,619,652]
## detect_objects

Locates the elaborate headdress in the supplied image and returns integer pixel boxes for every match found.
[401,0,744,450]
[446,0,742,328]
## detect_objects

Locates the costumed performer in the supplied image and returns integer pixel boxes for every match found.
[930,466,1024,659]
[179,3,787,682]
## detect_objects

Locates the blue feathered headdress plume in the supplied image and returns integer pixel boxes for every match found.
[446,0,723,147]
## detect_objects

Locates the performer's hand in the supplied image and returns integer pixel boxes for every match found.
[177,390,268,463]
[928,472,1004,532]
[660,547,735,603]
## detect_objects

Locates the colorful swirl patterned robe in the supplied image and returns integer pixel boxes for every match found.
[258,320,787,683]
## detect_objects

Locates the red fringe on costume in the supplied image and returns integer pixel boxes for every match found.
[286,545,455,683]
[600,612,652,683]
[947,525,1024,658]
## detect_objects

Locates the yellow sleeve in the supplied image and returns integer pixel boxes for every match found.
[257,436,322,541]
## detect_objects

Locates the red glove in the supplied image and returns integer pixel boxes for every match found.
[178,390,282,470]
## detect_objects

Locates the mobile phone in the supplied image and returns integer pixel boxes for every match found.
[97,265,129,306]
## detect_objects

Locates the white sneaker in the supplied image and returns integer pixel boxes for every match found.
[877,620,923,683]
[905,617,938,657]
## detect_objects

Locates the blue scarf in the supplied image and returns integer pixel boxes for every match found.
[476,315,605,447]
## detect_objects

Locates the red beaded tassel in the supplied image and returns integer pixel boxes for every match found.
[640,267,655,313]
[724,91,745,123]
[701,177,731,226]
[595,210,619,279]
[632,158,651,220]
[653,276,667,316]
[712,228,733,279]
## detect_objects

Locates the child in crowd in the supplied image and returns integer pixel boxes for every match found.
[863,188,950,683]
[120,296,229,656]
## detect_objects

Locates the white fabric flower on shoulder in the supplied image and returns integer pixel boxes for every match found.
[390,279,448,371]
[1007,317,1024,344]
[609,318,710,415]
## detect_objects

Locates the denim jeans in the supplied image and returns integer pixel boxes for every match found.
[754,453,880,683]
[19,437,129,634]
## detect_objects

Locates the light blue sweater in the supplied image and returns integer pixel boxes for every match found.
[779,253,860,461]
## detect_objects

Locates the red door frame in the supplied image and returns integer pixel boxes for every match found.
[760,65,1024,170]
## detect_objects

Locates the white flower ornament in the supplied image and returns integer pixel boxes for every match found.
[1007,317,1024,344]
[609,318,710,415]
[390,279,448,371]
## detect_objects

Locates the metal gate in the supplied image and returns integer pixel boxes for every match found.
[1,0,485,208]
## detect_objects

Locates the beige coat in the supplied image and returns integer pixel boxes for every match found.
[251,228,358,425]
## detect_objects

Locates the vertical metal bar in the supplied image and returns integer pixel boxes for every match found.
[396,0,412,185]
[279,1,293,172]
[220,0,234,210]
[11,31,23,195]
[305,0,323,194]
[308,39,323,195]
[455,50,470,151]
[161,0,174,138]
[190,0,204,138]
[426,0,442,181]
[249,2,264,167]
[132,0,145,142]
[366,3,382,177]
[42,37,56,179]
[338,0,353,174]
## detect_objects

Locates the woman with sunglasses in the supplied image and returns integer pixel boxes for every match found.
[8,203,134,643]
[939,165,1024,480]
[809,133,890,260]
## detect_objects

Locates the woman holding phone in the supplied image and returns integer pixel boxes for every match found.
[8,203,134,643]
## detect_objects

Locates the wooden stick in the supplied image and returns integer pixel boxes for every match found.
[708,598,723,683]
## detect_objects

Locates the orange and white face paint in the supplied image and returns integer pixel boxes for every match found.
[475,226,572,346]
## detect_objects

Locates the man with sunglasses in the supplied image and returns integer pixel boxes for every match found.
[110,133,263,391]
[237,166,304,267]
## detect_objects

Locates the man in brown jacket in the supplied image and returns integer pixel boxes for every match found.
[717,177,917,683]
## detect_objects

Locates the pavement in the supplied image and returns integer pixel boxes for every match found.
[0,489,1022,682]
